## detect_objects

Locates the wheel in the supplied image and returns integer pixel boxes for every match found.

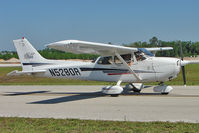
[132,88,141,93]
[161,92,169,95]
[128,83,142,93]
[111,94,119,97]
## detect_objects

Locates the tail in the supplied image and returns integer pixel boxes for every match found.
[13,37,48,71]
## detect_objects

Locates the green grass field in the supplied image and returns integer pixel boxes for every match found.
[0,117,199,133]
[0,64,198,85]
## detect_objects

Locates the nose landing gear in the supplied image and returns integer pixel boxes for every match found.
[153,82,173,94]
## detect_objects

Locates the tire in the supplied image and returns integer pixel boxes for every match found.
[161,92,169,95]
[111,94,119,97]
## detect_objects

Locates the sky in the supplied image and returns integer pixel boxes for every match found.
[0,0,199,51]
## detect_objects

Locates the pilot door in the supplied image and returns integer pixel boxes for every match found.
[132,52,156,82]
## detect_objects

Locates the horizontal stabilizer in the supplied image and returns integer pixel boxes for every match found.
[7,70,46,76]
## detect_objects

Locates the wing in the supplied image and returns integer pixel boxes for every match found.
[46,40,173,56]
[145,47,173,51]
[47,40,137,56]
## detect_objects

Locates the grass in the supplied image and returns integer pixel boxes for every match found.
[0,117,199,133]
[165,63,199,85]
[0,64,199,85]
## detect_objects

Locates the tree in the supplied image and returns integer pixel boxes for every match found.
[149,36,158,46]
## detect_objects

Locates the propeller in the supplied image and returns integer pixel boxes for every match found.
[180,42,186,86]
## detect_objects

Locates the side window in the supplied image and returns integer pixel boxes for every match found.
[121,54,132,64]
[114,56,122,64]
[97,56,112,65]
[91,58,97,63]
[114,54,134,66]
[135,52,146,61]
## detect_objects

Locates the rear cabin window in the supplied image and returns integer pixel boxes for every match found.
[97,56,112,65]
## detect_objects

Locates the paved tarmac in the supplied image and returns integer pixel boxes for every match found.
[0,85,199,123]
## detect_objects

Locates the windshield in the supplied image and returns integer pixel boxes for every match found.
[138,48,154,57]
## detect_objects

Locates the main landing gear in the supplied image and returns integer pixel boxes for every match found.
[102,81,173,96]
[124,83,143,93]
[153,82,173,95]
[101,80,123,97]
[101,82,144,97]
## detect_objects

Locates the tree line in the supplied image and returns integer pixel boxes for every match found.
[125,37,199,57]
[1,37,199,60]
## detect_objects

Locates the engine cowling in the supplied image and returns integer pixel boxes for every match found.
[102,85,123,95]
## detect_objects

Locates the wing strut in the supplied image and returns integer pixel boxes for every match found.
[115,53,142,81]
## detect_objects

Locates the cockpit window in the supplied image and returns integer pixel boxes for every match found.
[97,56,112,65]
[134,51,146,61]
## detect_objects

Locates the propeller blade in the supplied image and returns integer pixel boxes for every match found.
[181,66,186,86]
[180,42,186,86]
[180,42,183,61]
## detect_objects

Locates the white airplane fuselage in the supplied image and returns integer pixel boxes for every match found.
[10,38,199,95]
[31,56,181,83]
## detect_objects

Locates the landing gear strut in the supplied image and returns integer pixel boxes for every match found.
[124,83,143,93]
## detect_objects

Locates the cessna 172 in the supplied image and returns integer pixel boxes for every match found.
[8,37,199,96]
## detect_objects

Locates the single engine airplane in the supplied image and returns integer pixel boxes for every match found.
[8,37,199,96]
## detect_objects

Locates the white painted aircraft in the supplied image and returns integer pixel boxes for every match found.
[8,37,199,96]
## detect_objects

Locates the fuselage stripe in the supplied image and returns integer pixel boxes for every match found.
[107,73,133,75]
[80,68,128,71]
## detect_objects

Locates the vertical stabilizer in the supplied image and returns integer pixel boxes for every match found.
[13,37,47,71]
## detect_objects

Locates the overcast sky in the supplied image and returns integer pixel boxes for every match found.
[0,0,199,50]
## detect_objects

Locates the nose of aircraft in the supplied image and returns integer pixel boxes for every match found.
[175,59,181,75]
[180,60,190,66]
[177,59,199,86]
